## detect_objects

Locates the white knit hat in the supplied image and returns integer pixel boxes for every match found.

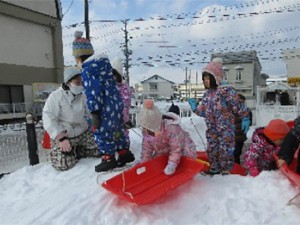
[139,99,162,132]
[64,67,81,83]
[112,57,123,76]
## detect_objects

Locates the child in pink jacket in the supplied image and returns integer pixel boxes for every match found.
[139,99,197,175]
[243,119,290,176]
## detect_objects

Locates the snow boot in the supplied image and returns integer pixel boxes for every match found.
[221,170,230,176]
[95,154,117,172]
[117,149,135,167]
[201,168,221,176]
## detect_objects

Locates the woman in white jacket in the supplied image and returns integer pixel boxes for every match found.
[43,67,99,171]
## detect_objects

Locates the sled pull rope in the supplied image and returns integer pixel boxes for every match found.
[122,171,134,199]
[96,174,102,184]
[287,191,300,207]
[190,118,206,148]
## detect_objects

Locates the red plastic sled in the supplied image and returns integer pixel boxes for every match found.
[196,151,248,176]
[102,155,207,205]
[275,154,300,188]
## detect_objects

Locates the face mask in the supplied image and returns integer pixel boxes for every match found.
[69,83,84,95]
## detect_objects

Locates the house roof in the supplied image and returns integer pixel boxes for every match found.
[141,74,175,84]
[212,50,261,67]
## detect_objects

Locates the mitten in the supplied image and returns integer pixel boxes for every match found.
[188,98,197,112]
[91,112,100,132]
[249,167,260,177]
[242,117,250,134]
[164,162,177,175]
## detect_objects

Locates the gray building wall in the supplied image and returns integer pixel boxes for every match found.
[0,1,64,86]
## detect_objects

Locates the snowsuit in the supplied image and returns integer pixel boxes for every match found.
[196,86,248,172]
[81,55,128,155]
[243,127,279,175]
[116,82,132,143]
[141,112,197,169]
[43,86,99,171]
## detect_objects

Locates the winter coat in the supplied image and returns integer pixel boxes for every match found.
[117,82,132,123]
[42,86,89,140]
[243,127,279,175]
[195,86,249,171]
[81,55,128,154]
[141,112,197,168]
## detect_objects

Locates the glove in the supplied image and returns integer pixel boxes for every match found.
[242,117,250,134]
[249,168,260,177]
[188,98,197,112]
[164,162,177,175]
[91,112,100,132]
[58,139,71,152]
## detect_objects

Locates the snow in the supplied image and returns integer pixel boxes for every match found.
[1,112,300,225]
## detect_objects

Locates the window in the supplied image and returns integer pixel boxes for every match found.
[150,83,157,91]
[0,85,24,103]
[223,67,229,81]
[235,65,244,81]
[236,70,242,81]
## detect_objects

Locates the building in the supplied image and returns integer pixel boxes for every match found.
[140,74,175,100]
[176,83,205,100]
[283,48,300,86]
[212,50,267,99]
[0,0,63,121]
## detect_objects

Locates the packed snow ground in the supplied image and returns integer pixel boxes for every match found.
[0,112,300,225]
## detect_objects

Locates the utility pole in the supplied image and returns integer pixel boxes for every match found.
[122,19,131,85]
[84,0,90,39]
[185,67,188,100]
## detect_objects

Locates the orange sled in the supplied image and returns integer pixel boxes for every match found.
[102,155,208,205]
[275,154,300,188]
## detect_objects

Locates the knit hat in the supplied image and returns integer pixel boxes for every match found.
[72,31,94,58]
[64,67,81,83]
[139,99,162,132]
[263,119,290,142]
[168,103,180,116]
[112,57,123,77]
[202,58,224,85]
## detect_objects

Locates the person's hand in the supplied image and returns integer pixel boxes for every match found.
[277,159,286,168]
[58,139,71,152]
[91,112,100,132]
[242,117,250,134]
[164,162,177,175]
[188,98,197,112]
[249,168,259,177]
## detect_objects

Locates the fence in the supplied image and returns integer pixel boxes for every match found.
[0,102,44,122]
[0,122,49,174]
[0,103,193,175]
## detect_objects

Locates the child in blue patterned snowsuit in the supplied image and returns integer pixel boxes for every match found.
[72,31,135,172]
[189,58,250,175]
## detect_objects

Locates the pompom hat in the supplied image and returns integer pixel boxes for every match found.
[263,119,290,142]
[202,57,224,85]
[139,99,162,132]
[64,67,81,83]
[72,31,94,58]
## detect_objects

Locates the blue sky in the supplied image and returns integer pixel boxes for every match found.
[60,0,300,85]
